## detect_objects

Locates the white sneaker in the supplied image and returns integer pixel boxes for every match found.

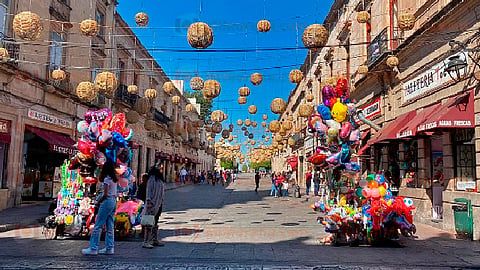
[81,248,98,255]
[98,248,114,255]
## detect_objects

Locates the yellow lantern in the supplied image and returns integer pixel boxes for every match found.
[248,105,257,115]
[203,80,221,99]
[298,103,313,117]
[358,65,368,75]
[145,88,158,99]
[172,95,181,105]
[398,13,415,31]
[386,56,399,68]
[190,77,204,91]
[186,104,196,112]
[238,96,247,104]
[245,119,251,126]
[94,71,118,97]
[127,85,138,94]
[13,12,43,41]
[80,19,99,37]
[126,110,140,124]
[270,98,286,114]
[0,48,9,62]
[163,81,175,95]
[238,86,250,97]
[135,12,149,27]
[76,82,97,102]
[269,120,281,132]
[261,121,267,128]
[211,110,226,122]
[250,73,263,85]
[282,120,293,131]
[237,119,243,126]
[262,114,268,120]
[257,19,271,32]
[356,11,370,23]
[305,93,314,102]
[51,69,67,81]
[134,97,151,114]
[288,137,296,147]
[187,22,213,49]
[302,24,328,49]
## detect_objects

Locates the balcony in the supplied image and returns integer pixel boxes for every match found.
[0,33,19,67]
[114,84,138,107]
[367,27,389,66]
[48,69,72,93]
[49,0,71,22]
[154,109,171,125]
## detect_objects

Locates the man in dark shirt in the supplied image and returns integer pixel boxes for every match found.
[255,172,260,192]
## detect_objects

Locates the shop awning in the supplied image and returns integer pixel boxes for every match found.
[418,90,474,131]
[286,155,298,170]
[28,127,76,155]
[361,129,370,140]
[396,103,442,138]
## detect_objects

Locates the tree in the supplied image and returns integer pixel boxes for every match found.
[241,164,248,172]
[221,160,234,170]
[184,90,213,122]
[250,160,271,171]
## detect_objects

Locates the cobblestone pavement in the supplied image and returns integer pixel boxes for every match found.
[1,174,480,269]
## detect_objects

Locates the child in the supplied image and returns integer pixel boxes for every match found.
[282,180,289,197]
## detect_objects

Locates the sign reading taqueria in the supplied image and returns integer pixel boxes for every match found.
[403,51,468,102]
[28,109,73,129]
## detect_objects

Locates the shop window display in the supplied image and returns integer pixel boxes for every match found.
[403,140,418,188]
[453,129,476,191]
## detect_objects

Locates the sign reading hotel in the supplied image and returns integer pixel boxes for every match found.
[28,109,73,129]
[403,51,468,102]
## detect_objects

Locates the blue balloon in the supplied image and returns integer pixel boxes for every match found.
[340,143,351,163]
[375,174,386,184]
[112,131,127,148]
[105,147,117,163]
[317,105,332,120]
[344,162,360,172]
[384,190,393,200]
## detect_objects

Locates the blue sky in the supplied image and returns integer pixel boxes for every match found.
[117,0,334,148]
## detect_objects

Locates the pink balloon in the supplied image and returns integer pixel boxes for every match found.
[362,187,372,198]
[371,188,380,199]
[339,122,353,141]
[118,177,129,188]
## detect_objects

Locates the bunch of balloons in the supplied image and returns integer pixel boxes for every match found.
[306,78,361,172]
[70,108,135,188]
[55,161,84,225]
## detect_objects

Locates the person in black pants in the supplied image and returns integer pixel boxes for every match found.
[254,171,260,192]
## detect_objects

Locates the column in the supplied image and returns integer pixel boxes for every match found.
[417,138,431,188]
[443,132,455,190]
[475,91,480,189]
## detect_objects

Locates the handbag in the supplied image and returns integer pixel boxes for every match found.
[141,215,155,226]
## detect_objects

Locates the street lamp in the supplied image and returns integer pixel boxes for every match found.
[446,40,480,82]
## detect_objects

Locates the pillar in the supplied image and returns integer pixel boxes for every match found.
[443,132,455,190]
[417,138,431,188]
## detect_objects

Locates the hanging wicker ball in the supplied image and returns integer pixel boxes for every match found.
[289,69,304,83]
[237,119,243,126]
[269,120,281,132]
[212,122,222,133]
[222,130,230,139]
[0,47,9,62]
[94,71,118,97]
[80,19,99,37]
[186,104,196,112]
[358,65,369,75]
[211,110,226,122]
[144,119,156,131]
[279,127,287,136]
[288,137,296,147]
[134,97,151,114]
[51,69,67,81]
[190,77,204,91]
[172,95,181,105]
[203,80,221,99]
[257,19,271,32]
[298,103,313,117]
[238,86,250,97]
[474,70,480,81]
[187,22,213,49]
[251,141,256,146]
[228,123,234,131]
[145,88,158,99]
[248,105,257,115]
[270,98,286,114]
[245,119,252,126]
[228,135,234,142]
[13,12,43,41]
[398,13,415,31]
[250,73,263,85]
[305,93,314,102]
[135,12,149,27]
[238,96,247,105]
[356,11,370,23]
[302,24,329,49]
[126,110,140,124]
[76,82,97,102]
[386,56,399,68]
[275,134,283,142]
[127,85,138,94]
[163,81,175,95]
[261,121,267,128]
[252,121,258,127]
[323,76,337,87]
[282,120,293,131]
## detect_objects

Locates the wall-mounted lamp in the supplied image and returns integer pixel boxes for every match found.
[447,40,480,82]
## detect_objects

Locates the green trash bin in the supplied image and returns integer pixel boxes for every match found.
[452,198,473,240]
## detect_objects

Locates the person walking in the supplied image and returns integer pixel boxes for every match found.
[82,161,118,255]
[270,172,277,196]
[313,169,321,196]
[305,169,312,196]
[180,167,187,184]
[142,165,166,248]
[254,171,260,193]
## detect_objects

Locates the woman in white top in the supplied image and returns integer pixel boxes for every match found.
[82,161,118,255]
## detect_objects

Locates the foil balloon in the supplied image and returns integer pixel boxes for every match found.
[326,152,341,165]
[88,122,100,141]
[109,113,126,133]
[117,147,131,164]
[371,188,381,199]
[322,85,336,108]
[317,105,332,120]
[112,131,127,148]
[331,98,348,123]
[325,119,341,129]
[336,77,348,97]
[98,129,113,147]
[349,129,361,143]
[118,177,129,188]
[359,179,368,188]
[327,128,339,145]
[84,111,94,124]
[344,162,360,172]
[94,152,106,166]
[340,143,351,163]
[362,187,372,198]
[122,128,134,141]
[94,108,113,130]
[339,122,353,142]
[376,174,386,184]
[314,120,329,135]
[77,121,89,134]
[308,153,327,165]
[77,139,95,157]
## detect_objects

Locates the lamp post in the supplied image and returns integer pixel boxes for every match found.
[446,40,480,82]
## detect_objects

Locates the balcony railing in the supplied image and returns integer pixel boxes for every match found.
[0,33,20,67]
[367,27,389,66]
[114,84,138,107]
[154,109,171,125]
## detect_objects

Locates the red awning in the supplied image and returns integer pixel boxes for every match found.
[396,104,442,138]
[419,90,474,131]
[361,129,370,140]
[286,155,298,170]
[28,126,76,155]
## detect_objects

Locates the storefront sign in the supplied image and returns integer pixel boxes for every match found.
[403,51,468,102]
[28,109,73,129]
[456,181,476,191]
[52,144,76,155]
[0,119,9,133]
[362,98,381,119]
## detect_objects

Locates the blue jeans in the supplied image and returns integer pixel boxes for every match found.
[89,197,116,250]
[283,189,288,197]
[306,184,311,196]
[270,183,276,196]
[314,183,320,196]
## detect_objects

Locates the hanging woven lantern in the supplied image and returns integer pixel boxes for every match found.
[261,121,267,128]
[163,81,175,95]
[212,122,222,133]
[126,110,140,124]
[203,80,221,99]
[135,12,149,27]
[386,56,399,68]
[275,134,283,142]
[238,86,250,97]
[94,71,118,97]
[289,69,304,83]
[237,119,243,126]
[80,19,99,37]
[474,70,480,81]
[305,93,314,102]
[229,123,234,131]
[252,121,258,127]
[145,88,158,99]
[288,137,296,147]
[172,95,181,105]
[257,19,271,32]
[298,103,313,117]
[187,22,213,49]
[251,141,256,146]
[398,13,415,31]
[270,98,286,114]
[127,85,138,94]
[250,73,263,85]
[358,65,369,75]
[323,76,337,87]
[13,12,43,41]
[262,114,268,120]
[248,105,257,115]
[0,48,9,62]
[211,110,225,122]
[134,97,151,114]
[190,77,204,91]
[356,11,370,23]
[76,82,97,102]
[269,120,281,132]
[282,120,293,131]
[245,119,252,126]
[51,69,67,81]
[222,129,230,139]
[238,96,247,105]
[228,135,234,142]
[186,103,196,112]
[302,24,329,49]
[144,119,156,131]
[279,127,287,136]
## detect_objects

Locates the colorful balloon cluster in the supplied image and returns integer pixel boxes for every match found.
[55,161,84,225]
[307,78,361,172]
[70,108,135,188]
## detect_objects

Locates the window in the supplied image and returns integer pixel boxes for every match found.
[95,10,105,38]
[118,59,125,85]
[91,62,100,81]
[453,129,475,187]
[49,31,63,70]
[146,147,151,172]
[0,0,8,35]
[0,142,8,189]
